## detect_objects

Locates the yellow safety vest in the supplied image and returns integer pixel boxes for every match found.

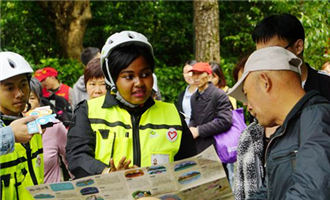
[88,96,183,167]
[0,126,43,200]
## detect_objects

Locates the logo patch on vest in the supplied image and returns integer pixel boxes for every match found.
[166,128,178,142]
[36,155,41,167]
[149,130,159,138]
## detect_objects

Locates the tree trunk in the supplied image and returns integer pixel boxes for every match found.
[193,0,220,63]
[38,1,92,61]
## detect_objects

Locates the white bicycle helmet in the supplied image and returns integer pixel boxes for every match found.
[100,31,154,87]
[0,52,33,81]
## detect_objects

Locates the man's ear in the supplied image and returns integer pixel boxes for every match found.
[207,74,213,82]
[259,72,272,92]
[294,39,304,56]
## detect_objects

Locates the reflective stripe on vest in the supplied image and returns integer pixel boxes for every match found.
[0,132,43,200]
[88,96,182,167]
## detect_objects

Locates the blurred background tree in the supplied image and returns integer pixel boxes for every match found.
[194,0,220,63]
[38,1,92,60]
[1,0,328,102]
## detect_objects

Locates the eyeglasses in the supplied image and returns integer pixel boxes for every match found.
[284,40,297,49]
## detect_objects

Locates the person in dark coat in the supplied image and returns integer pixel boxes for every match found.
[189,62,232,176]
[189,62,232,152]
[229,46,330,200]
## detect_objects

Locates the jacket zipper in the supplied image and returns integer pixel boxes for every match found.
[264,125,287,199]
[273,150,298,160]
[131,115,141,167]
[264,125,287,167]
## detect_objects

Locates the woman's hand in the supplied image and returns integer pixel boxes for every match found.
[102,156,138,174]
[110,156,132,172]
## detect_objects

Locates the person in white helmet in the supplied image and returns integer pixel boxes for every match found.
[0,52,38,153]
[0,52,44,200]
[0,116,37,155]
[66,31,197,179]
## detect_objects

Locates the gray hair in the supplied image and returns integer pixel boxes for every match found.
[29,77,43,101]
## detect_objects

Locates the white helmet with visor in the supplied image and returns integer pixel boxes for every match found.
[0,52,33,81]
[100,31,154,89]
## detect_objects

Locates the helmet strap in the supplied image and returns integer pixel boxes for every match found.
[115,91,139,108]
[104,58,116,87]
[110,86,117,95]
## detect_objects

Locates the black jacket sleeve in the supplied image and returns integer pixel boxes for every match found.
[174,110,197,160]
[175,90,185,113]
[304,64,330,101]
[189,93,196,128]
[66,101,108,179]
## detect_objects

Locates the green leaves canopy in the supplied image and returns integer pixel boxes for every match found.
[1,1,328,102]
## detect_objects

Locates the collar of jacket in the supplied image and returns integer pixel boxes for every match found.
[101,90,155,115]
[196,83,215,100]
[273,90,321,137]
[0,112,23,126]
[304,63,319,91]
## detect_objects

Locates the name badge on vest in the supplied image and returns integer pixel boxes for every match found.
[166,128,178,142]
[151,154,169,166]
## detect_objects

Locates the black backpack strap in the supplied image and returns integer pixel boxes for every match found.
[59,155,71,181]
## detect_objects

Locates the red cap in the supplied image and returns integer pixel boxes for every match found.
[188,62,212,75]
[34,67,58,82]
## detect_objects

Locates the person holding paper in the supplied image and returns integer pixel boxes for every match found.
[1,116,37,155]
[0,52,44,200]
[66,31,197,179]
[23,77,71,183]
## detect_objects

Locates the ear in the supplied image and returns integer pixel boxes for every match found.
[294,39,304,56]
[207,74,213,82]
[259,72,272,92]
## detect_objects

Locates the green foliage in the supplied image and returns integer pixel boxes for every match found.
[1,0,329,102]
[32,58,84,87]
[85,1,196,102]
[0,1,60,63]
[218,0,329,89]
[297,2,329,68]
[154,60,186,103]
[264,0,329,68]
[85,1,194,66]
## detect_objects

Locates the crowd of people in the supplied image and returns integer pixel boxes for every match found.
[1,13,330,200]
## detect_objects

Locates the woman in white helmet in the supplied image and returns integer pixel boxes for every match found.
[66,31,197,179]
[0,52,44,200]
